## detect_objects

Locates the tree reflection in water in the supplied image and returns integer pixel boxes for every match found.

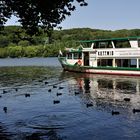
[1,67,140,140]
[0,123,12,140]
[84,78,90,93]
[25,129,64,140]
[61,71,140,114]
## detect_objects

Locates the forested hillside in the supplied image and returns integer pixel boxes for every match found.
[0,26,140,58]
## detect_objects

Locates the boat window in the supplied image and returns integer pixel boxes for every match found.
[94,42,99,48]
[73,53,78,59]
[107,41,113,48]
[94,41,113,49]
[97,59,113,67]
[99,42,106,48]
[79,52,82,59]
[73,53,79,59]
[114,40,131,48]
[73,52,82,59]
[67,53,72,59]
[138,39,140,47]
[115,59,137,68]
[81,42,92,48]
[130,59,137,67]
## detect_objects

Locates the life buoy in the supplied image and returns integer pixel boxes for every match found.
[77,59,82,65]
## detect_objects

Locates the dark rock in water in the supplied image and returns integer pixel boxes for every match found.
[48,89,51,92]
[0,95,2,98]
[86,103,93,108]
[124,98,130,102]
[74,91,80,95]
[59,86,64,90]
[56,93,62,96]
[53,100,60,104]
[112,111,120,115]
[133,109,140,113]
[25,93,30,97]
[53,85,57,88]
[3,107,7,113]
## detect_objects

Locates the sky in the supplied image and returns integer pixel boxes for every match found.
[6,0,140,31]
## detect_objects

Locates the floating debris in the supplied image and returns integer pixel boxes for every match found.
[86,103,93,108]
[124,98,130,102]
[53,100,60,104]
[133,109,140,113]
[3,107,7,113]
[112,111,120,115]
[25,93,30,97]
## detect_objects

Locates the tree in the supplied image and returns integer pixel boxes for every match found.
[0,0,88,36]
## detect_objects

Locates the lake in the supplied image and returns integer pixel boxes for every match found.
[0,57,140,140]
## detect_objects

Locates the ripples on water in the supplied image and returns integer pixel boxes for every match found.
[1,58,140,139]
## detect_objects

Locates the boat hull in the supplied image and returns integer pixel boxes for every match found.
[58,57,140,76]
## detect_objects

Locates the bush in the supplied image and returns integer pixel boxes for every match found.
[18,40,30,47]
[0,48,8,58]
[0,36,10,47]
[23,46,38,57]
[7,46,23,58]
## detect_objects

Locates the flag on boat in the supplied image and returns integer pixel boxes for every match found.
[59,50,63,56]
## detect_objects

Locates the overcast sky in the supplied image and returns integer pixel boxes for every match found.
[6,0,140,30]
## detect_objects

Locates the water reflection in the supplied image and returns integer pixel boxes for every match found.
[1,66,140,139]
[0,123,12,140]
[84,78,90,93]
[25,129,64,140]
[60,72,140,113]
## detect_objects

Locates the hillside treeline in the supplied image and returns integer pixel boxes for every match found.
[0,26,140,58]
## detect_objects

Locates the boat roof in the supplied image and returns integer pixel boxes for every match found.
[79,36,140,43]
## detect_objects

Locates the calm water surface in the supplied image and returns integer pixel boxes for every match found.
[0,58,140,140]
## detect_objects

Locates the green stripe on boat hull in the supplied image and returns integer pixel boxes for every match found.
[58,57,140,76]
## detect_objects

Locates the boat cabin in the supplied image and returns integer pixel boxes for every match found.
[65,37,140,69]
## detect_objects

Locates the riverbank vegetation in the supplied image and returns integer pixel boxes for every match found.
[0,26,140,58]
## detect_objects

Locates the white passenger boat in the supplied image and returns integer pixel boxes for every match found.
[58,37,140,76]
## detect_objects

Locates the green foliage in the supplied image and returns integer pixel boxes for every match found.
[18,40,30,47]
[23,46,38,58]
[1,0,87,35]
[0,36,10,47]
[0,48,8,58]
[0,26,140,58]
[7,46,23,58]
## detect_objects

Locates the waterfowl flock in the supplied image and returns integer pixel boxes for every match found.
[0,79,140,117]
